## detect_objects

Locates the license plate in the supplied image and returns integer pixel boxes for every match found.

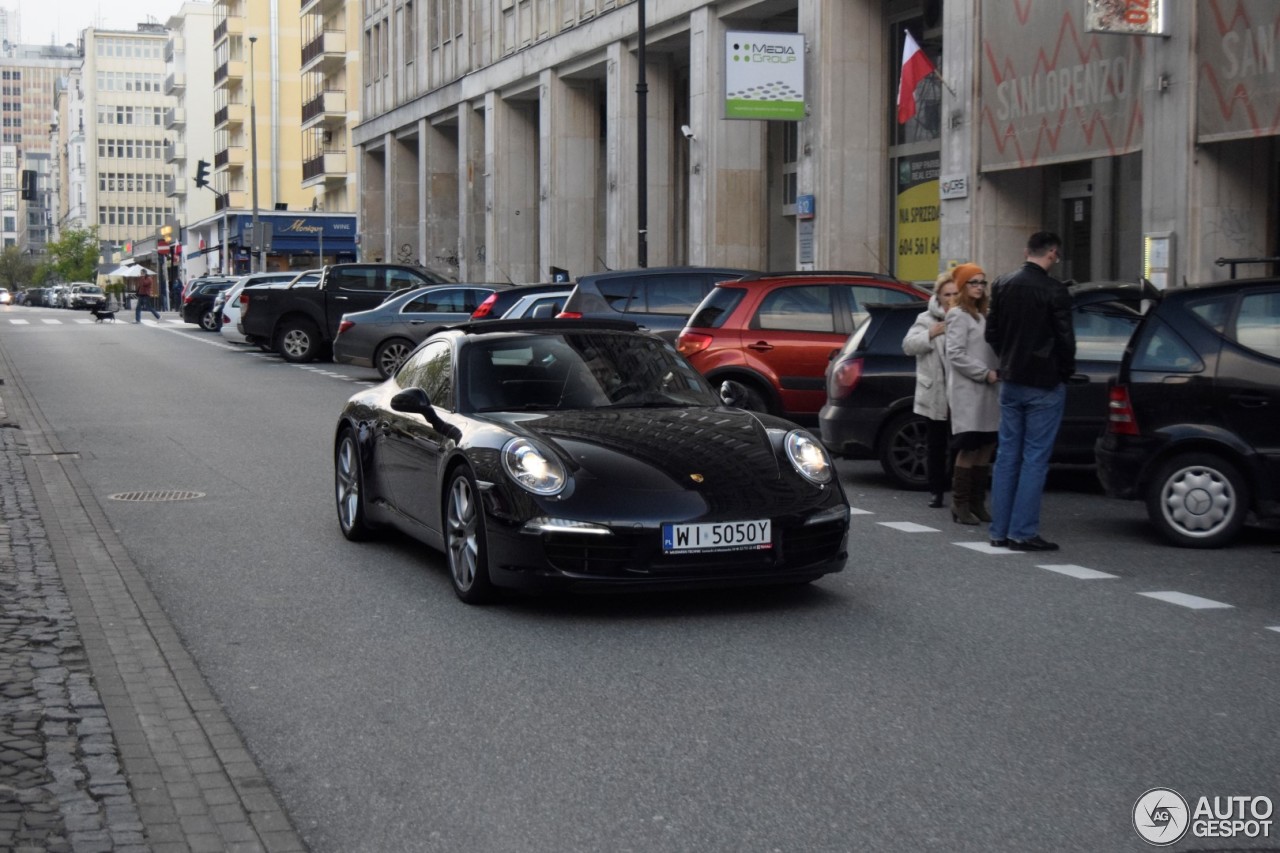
[662,519,772,553]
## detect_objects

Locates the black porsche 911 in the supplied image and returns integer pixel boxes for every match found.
[333,319,851,603]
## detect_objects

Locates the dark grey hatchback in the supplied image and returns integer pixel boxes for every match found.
[557,266,754,340]
[820,281,1158,489]
[1096,277,1280,548]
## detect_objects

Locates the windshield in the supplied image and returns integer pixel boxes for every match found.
[463,332,719,412]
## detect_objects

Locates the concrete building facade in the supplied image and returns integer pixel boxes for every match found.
[165,1,218,276]
[350,0,1280,290]
[299,0,361,213]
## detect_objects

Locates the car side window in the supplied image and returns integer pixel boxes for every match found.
[596,279,638,312]
[755,285,835,332]
[643,277,706,314]
[387,268,428,292]
[405,288,468,313]
[397,340,454,410]
[330,267,379,292]
[1187,295,1232,333]
[1232,291,1280,358]
[1130,317,1205,373]
[1073,306,1141,362]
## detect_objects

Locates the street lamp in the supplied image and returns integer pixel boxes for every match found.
[249,34,261,273]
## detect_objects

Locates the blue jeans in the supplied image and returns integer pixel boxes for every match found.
[135,295,161,322]
[989,382,1066,541]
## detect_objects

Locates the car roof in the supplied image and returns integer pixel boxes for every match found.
[445,318,643,337]
[732,270,911,286]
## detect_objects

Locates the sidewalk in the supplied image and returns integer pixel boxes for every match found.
[0,355,306,851]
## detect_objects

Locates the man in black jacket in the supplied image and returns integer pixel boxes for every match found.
[984,231,1076,552]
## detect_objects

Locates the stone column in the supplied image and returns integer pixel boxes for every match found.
[390,132,420,265]
[540,69,598,280]
[606,41,638,268]
[423,117,461,278]
[458,104,486,281]
[485,91,540,282]
[360,143,387,262]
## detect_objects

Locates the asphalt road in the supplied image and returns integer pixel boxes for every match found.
[3,303,1279,853]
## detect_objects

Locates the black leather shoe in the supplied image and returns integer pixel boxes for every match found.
[1009,536,1059,552]
[928,492,944,508]
[989,538,1008,548]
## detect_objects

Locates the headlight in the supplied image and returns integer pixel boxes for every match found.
[502,438,567,495]
[784,430,833,485]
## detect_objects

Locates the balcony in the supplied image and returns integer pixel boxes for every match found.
[164,141,186,164]
[213,15,244,44]
[300,0,343,18]
[214,102,247,129]
[214,189,248,211]
[213,59,245,86]
[213,145,246,169]
[301,29,346,74]
[165,107,186,129]
[165,36,183,62]
[301,90,346,129]
[302,149,348,185]
[165,177,187,198]
[165,72,186,93]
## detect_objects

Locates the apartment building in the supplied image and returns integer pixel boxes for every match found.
[81,25,172,253]
[300,0,361,213]
[165,1,218,273]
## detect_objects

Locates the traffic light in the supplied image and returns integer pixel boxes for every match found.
[20,169,36,200]
[194,160,210,189]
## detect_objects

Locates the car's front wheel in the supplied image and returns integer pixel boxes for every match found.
[335,428,376,541]
[878,411,930,490]
[278,319,321,362]
[1145,452,1249,548]
[445,467,495,604]
[375,337,415,379]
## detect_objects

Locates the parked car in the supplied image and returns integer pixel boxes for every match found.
[0,287,9,305]
[470,282,576,321]
[500,288,572,319]
[818,280,1158,489]
[1096,277,1280,548]
[220,271,320,345]
[333,283,508,379]
[333,318,850,603]
[676,271,929,422]
[181,277,237,330]
[48,285,71,308]
[67,283,107,310]
[557,266,755,340]
[241,263,452,363]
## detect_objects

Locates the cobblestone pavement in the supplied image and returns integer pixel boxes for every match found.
[0,362,306,851]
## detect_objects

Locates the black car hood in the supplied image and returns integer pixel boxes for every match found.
[483,407,809,518]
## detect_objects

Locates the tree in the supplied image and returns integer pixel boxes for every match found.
[44,226,102,284]
[0,246,35,291]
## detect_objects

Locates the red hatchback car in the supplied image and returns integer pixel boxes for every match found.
[677,271,927,421]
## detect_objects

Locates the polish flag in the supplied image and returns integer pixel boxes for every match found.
[897,31,936,124]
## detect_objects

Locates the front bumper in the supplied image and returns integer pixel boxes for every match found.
[483,511,849,592]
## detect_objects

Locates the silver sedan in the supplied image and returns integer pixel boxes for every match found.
[333,283,507,378]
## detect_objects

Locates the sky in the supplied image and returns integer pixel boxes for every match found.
[7,0,184,47]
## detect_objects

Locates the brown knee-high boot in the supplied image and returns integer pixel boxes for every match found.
[951,467,980,525]
[971,465,992,523]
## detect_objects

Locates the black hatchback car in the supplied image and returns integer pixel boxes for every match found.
[1095,278,1280,548]
[181,277,237,331]
[820,281,1159,488]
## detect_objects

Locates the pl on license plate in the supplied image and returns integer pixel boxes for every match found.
[662,519,772,553]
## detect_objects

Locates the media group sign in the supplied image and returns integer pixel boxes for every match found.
[724,32,805,121]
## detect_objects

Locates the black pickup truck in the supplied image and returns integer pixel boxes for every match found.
[239,263,450,362]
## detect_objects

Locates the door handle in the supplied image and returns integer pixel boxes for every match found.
[747,341,774,352]
[1228,393,1269,408]
[1067,373,1090,385]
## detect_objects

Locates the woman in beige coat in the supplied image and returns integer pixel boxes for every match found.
[902,271,960,508]
[944,264,1000,524]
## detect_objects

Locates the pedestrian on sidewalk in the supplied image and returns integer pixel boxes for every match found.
[135,274,161,323]
[943,263,999,525]
[984,231,1076,551]
[170,275,184,313]
[902,269,959,508]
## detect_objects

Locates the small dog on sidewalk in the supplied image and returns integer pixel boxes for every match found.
[90,307,117,323]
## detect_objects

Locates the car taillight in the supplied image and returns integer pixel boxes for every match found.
[471,294,499,319]
[829,357,864,399]
[337,320,354,336]
[1106,385,1139,435]
[221,314,231,325]
[676,332,712,357]
[556,310,582,319]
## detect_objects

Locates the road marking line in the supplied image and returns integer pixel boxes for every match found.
[847,507,873,516]
[956,541,1019,554]
[1138,591,1233,610]
[877,521,938,533]
[74,318,94,324]
[1267,627,1280,635]
[1037,563,1118,580]
[41,318,61,324]
[9,319,29,324]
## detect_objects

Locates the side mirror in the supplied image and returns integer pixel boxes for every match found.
[720,380,749,408]
[391,387,435,416]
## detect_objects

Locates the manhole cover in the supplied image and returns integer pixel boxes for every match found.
[108,490,206,502]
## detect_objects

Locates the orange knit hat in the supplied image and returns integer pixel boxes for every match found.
[952,263,986,289]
